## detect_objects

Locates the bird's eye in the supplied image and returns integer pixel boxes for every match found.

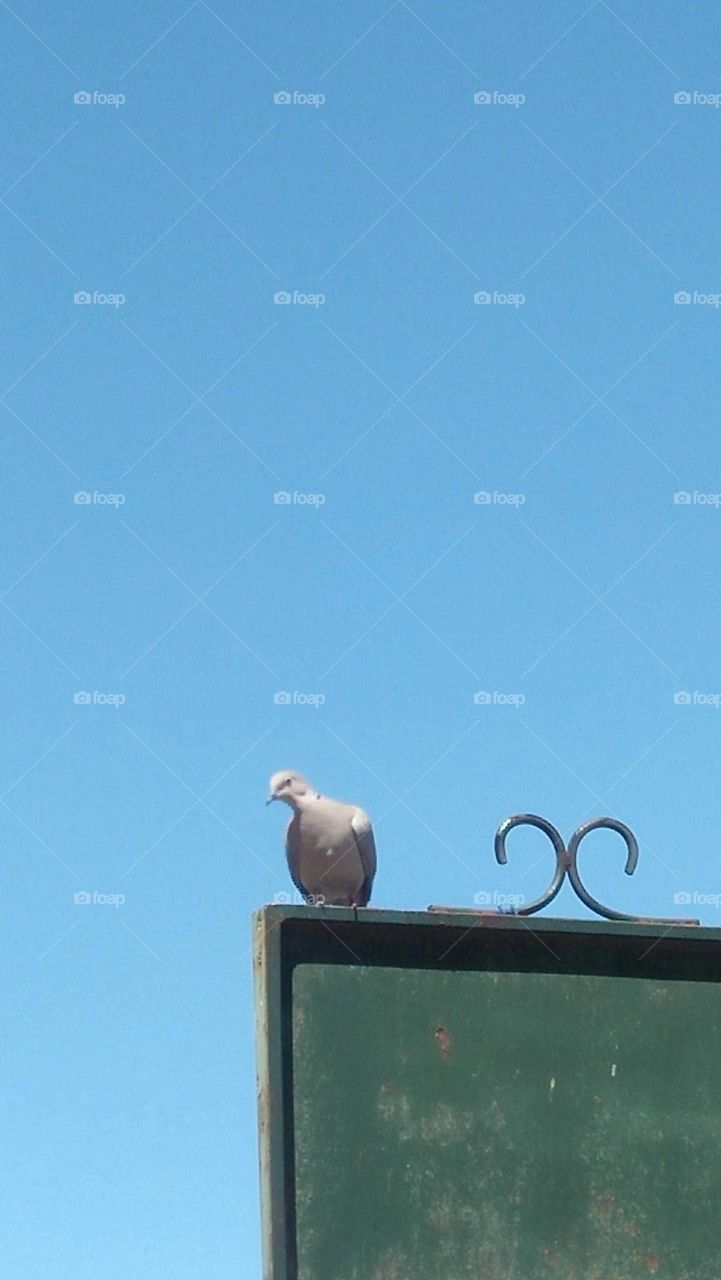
[284,777,292,786]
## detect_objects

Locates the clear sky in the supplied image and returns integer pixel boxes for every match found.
[2,1,721,1275]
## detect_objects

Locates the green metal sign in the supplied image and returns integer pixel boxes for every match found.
[254,905,721,1279]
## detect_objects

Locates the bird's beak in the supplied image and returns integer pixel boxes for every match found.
[266,795,277,806]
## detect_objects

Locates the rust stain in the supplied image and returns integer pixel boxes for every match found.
[434,1025,452,1059]
[598,1195,616,1215]
[643,1254,659,1273]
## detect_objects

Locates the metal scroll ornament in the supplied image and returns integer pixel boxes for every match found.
[494,814,698,925]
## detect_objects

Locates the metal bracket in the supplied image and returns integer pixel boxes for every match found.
[494,814,699,925]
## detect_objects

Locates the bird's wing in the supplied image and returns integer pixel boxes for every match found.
[285,816,308,899]
[350,808,377,906]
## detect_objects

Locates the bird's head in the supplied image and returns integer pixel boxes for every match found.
[267,771,315,809]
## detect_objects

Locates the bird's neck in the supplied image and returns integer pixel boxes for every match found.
[292,792,321,813]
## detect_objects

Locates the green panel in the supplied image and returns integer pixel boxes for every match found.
[253,907,721,1279]
[291,964,721,1279]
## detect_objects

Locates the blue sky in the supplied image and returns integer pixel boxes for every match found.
[2,1,721,1274]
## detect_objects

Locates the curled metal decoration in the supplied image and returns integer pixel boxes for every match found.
[495,814,695,925]
[566,817,638,920]
[494,814,566,916]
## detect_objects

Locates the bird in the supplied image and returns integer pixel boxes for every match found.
[266,770,377,907]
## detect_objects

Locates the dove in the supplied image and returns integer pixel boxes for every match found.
[266,771,377,907]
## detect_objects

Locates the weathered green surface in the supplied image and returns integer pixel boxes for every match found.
[254,907,721,1280]
[293,965,721,1279]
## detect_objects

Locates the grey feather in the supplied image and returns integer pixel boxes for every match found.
[285,817,308,898]
[350,809,377,906]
